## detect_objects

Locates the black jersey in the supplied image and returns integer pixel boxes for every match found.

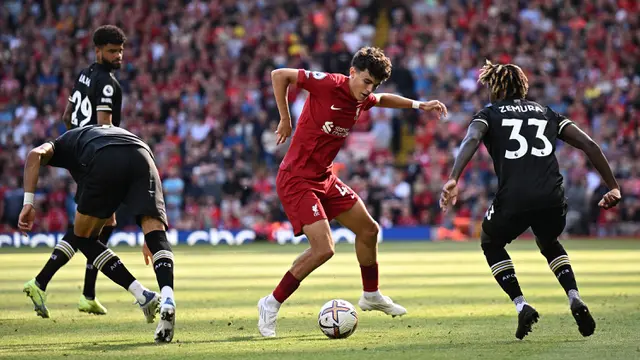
[68,63,122,128]
[473,99,574,214]
[47,125,151,181]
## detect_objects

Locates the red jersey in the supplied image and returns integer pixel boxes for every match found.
[279,69,378,179]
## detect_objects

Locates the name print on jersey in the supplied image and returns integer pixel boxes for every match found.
[499,104,544,113]
[79,74,91,87]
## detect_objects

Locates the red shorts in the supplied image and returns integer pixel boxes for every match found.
[276,170,359,236]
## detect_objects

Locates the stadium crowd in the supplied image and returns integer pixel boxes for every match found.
[1,0,639,238]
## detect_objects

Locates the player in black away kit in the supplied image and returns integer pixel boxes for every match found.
[20,125,176,343]
[29,25,126,315]
[440,60,621,340]
[64,27,123,130]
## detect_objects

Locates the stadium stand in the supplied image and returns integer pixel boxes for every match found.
[1,0,638,238]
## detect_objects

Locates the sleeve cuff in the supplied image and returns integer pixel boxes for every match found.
[558,119,573,134]
[296,69,306,88]
[471,118,489,127]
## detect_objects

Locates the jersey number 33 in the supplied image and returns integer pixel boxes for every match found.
[502,118,552,159]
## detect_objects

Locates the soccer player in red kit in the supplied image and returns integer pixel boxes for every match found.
[258,47,447,337]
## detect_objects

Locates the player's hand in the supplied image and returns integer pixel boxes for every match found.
[598,188,621,209]
[419,100,448,119]
[276,119,292,145]
[439,179,458,212]
[142,242,153,266]
[17,204,36,234]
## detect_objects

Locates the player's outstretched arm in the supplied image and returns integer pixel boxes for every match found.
[559,123,621,209]
[374,93,448,119]
[24,143,55,192]
[440,121,488,211]
[61,101,73,130]
[18,143,55,233]
[271,68,298,145]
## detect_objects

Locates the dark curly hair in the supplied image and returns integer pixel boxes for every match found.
[478,60,529,101]
[93,25,127,47]
[351,47,392,84]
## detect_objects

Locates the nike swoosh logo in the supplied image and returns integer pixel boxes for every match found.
[330,105,342,110]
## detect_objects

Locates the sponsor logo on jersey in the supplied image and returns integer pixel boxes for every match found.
[322,121,349,137]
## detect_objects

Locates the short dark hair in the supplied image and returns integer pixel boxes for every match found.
[478,60,529,101]
[351,47,392,83]
[93,25,127,47]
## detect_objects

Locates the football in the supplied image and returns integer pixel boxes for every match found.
[317,299,358,339]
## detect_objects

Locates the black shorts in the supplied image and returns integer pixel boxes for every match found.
[481,203,567,246]
[75,145,168,228]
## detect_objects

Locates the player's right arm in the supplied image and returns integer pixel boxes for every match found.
[271,68,298,145]
[18,142,55,232]
[23,142,55,192]
[271,68,340,144]
[18,130,76,232]
[440,119,489,211]
[61,101,74,130]
[558,121,621,209]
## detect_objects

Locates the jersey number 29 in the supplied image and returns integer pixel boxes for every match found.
[502,118,552,159]
[70,90,92,127]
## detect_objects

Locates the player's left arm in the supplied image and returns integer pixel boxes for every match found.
[374,93,448,119]
[440,120,488,211]
[559,121,621,209]
[97,110,112,126]
[18,142,55,233]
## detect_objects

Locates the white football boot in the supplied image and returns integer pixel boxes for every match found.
[358,291,407,317]
[257,295,279,337]
[155,297,176,343]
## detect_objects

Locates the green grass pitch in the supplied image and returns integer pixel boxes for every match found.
[1,240,639,359]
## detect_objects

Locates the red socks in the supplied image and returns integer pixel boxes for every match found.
[273,271,301,303]
[360,262,379,292]
[273,263,378,304]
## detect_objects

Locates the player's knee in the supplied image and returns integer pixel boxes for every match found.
[480,231,503,253]
[74,223,100,238]
[352,219,379,244]
[141,216,166,234]
[360,220,380,240]
[307,237,335,262]
[314,247,335,263]
[76,237,109,264]
[536,237,565,257]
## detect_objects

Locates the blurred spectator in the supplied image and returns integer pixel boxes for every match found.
[1,0,639,238]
